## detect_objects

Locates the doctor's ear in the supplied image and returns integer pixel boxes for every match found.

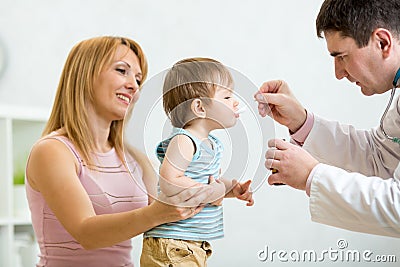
[373,28,392,57]
[191,98,206,118]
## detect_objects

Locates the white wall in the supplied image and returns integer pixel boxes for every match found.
[1,0,399,266]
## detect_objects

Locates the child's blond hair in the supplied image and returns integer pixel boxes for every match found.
[163,57,233,128]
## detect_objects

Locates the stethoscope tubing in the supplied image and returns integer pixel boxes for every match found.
[380,88,398,143]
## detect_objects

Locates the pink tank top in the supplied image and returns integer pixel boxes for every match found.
[26,135,148,267]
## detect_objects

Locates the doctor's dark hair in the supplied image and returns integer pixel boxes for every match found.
[162,57,233,128]
[316,0,400,47]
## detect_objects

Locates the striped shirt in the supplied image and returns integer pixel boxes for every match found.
[144,128,224,241]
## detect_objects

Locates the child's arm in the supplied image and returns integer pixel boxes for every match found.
[219,178,254,206]
[159,134,225,204]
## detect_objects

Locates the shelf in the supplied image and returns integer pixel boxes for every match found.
[0,104,48,267]
[0,104,49,121]
[0,218,12,225]
[13,219,32,226]
[0,218,31,226]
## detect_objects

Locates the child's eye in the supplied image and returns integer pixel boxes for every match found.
[136,79,141,86]
[224,96,232,100]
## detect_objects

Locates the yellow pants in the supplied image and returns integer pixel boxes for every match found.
[140,237,212,267]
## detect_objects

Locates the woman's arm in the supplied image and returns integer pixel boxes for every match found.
[26,139,209,250]
[126,145,158,204]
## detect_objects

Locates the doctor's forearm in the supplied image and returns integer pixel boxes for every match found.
[303,116,395,177]
[309,164,400,238]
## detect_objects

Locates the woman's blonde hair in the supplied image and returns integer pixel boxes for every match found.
[163,57,233,128]
[43,36,148,165]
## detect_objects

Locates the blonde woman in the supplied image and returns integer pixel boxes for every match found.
[26,36,212,267]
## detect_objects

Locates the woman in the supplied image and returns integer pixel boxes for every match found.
[26,36,212,266]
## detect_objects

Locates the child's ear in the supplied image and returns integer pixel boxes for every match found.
[191,98,206,118]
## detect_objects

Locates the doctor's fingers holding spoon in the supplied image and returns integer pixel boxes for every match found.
[265,139,319,191]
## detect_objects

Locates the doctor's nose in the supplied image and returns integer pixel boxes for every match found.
[334,58,347,80]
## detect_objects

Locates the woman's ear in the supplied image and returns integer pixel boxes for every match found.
[191,98,206,118]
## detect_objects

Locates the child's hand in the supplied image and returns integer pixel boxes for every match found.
[232,179,254,206]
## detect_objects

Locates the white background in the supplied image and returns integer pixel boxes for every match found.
[1,0,399,266]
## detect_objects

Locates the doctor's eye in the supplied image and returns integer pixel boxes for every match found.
[337,55,346,61]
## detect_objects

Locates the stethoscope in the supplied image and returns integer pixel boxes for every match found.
[380,68,400,144]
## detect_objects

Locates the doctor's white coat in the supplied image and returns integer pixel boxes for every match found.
[303,96,400,238]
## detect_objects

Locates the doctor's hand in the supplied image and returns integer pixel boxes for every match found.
[265,139,319,190]
[254,80,307,133]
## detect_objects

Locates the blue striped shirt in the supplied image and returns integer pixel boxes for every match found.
[144,128,224,241]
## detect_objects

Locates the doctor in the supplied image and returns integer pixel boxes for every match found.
[255,0,400,238]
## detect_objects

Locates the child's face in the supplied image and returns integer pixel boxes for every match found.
[206,86,239,129]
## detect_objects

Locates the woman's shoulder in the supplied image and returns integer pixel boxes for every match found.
[30,132,80,166]
[27,133,81,190]
[31,132,75,156]
[33,133,68,152]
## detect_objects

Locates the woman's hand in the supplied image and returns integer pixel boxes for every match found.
[152,186,213,224]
